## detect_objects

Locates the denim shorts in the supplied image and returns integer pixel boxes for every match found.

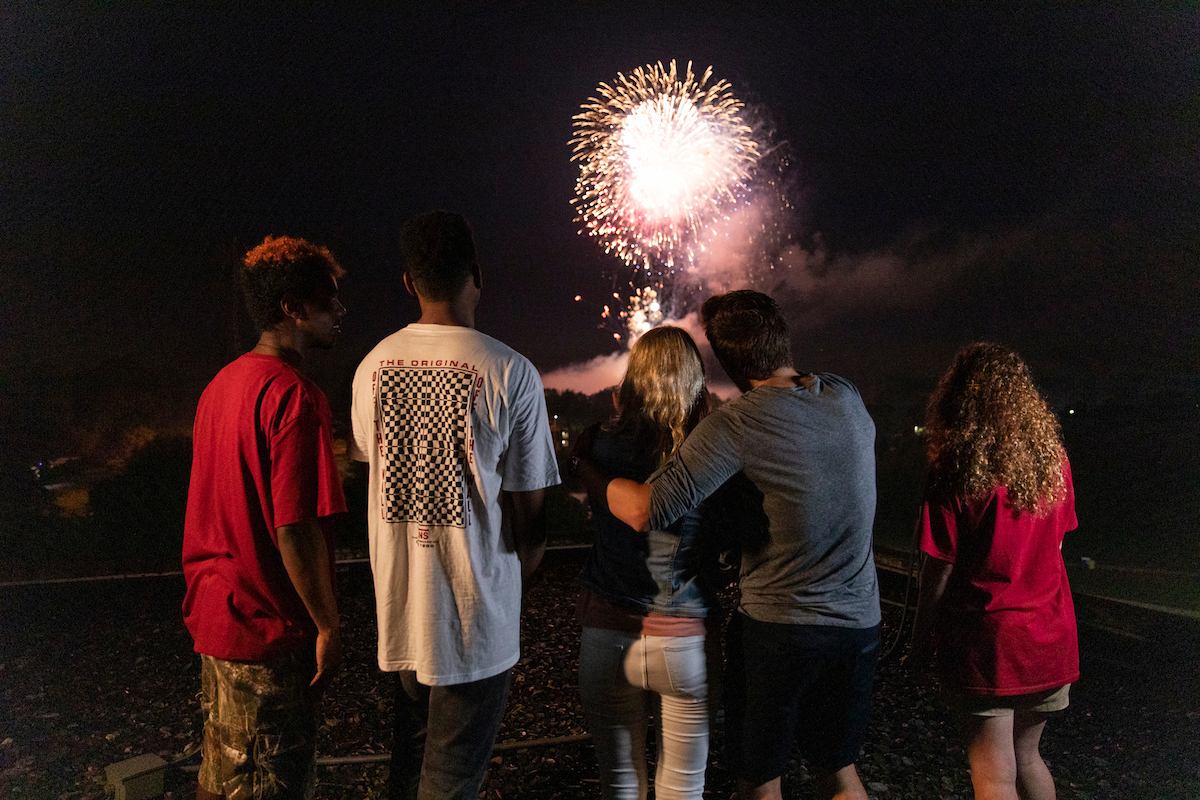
[725,614,880,781]
[198,653,319,799]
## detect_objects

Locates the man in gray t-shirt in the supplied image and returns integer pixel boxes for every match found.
[586,290,880,800]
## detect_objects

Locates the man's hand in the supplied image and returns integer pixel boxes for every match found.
[277,519,341,692]
[506,488,547,588]
[570,426,653,532]
[606,478,652,532]
[312,627,343,693]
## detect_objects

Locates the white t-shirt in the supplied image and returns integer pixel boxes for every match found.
[350,324,561,684]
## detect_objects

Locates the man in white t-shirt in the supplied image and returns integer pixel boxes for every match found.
[350,211,561,800]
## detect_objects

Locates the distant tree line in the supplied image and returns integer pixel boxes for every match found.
[6,376,1196,582]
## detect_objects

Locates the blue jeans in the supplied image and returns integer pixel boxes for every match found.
[389,668,512,800]
[579,627,709,800]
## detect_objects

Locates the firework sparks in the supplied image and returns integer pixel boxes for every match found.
[571,60,766,342]
[571,60,761,273]
[622,286,665,336]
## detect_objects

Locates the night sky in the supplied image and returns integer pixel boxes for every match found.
[2,5,1197,459]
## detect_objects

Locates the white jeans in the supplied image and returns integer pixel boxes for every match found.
[579,627,709,800]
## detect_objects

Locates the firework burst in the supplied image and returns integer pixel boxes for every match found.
[571,60,761,273]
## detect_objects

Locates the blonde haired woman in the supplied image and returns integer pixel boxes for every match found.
[911,343,1079,800]
[575,325,720,800]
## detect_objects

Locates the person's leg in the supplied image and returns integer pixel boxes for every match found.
[196,655,228,799]
[389,671,430,800]
[735,776,782,800]
[1012,710,1055,800]
[644,634,709,800]
[197,654,318,800]
[812,764,868,800]
[580,627,650,800]
[417,669,512,800]
[722,614,749,776]
[247,654,320,799]
[726,616,804,800]
[960,713,1020,800]
[797,625,879,800]
[704,614,724,732]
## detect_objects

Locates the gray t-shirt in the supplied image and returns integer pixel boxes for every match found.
[649,373,881,628]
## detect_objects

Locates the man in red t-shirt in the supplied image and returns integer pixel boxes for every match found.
[183,236,348,800]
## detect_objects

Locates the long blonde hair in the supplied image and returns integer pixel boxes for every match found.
[610,326,709,466]
[925,342,1066,514]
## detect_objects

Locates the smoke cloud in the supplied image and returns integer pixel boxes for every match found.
[540,311,740,399]
[545,182,1005,397]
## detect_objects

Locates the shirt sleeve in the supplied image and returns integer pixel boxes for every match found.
[649,408,744,530]
[500,358,562,492]
[348,361,372,463]
[1059,456,1078,534]
[269,384,325,529]
[918,495,959,564]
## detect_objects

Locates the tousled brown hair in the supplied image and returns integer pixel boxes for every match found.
[700,290,791,392]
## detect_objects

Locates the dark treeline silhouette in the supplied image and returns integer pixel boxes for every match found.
[4,389,1196,586]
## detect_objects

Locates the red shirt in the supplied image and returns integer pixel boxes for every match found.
[182,353,346,661]
[919,459,1079,696]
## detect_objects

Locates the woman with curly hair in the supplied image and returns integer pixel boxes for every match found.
[574,325,725,800]
[910,342,1078,800]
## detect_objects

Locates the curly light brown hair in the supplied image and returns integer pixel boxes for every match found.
[609,326,710,466]
[925,342,1066,514]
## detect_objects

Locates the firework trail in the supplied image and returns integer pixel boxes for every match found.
[571,60,763,339]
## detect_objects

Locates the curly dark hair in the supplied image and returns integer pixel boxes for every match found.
[700,290,792,392]
[241,236,344,332]
[399,211,476,301]
[924,342,1066,514]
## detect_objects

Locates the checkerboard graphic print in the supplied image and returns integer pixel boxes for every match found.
[377,366,475,527]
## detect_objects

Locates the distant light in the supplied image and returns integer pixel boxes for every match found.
[1068,409,1075,415]
[574,295,582,301]
[613,333,621,340]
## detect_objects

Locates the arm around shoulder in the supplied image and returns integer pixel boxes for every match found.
[608,478,651,532]
[572,452,651,533]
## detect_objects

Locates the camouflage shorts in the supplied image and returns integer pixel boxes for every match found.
[198,653,319,800]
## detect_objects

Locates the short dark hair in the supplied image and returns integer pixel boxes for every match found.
[399,211,477,301]
[241,236,344,332]
[700,290,792,391]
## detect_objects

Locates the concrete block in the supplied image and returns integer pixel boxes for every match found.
[104,753,166,800]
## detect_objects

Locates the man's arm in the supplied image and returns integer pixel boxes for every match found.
[574,457,651,532]
[277,519,341,692]
[607,479,651,532]
[506,488,547,586]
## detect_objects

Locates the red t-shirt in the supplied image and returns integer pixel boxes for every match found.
[919,459,1079,696]
[182,353,347,661]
